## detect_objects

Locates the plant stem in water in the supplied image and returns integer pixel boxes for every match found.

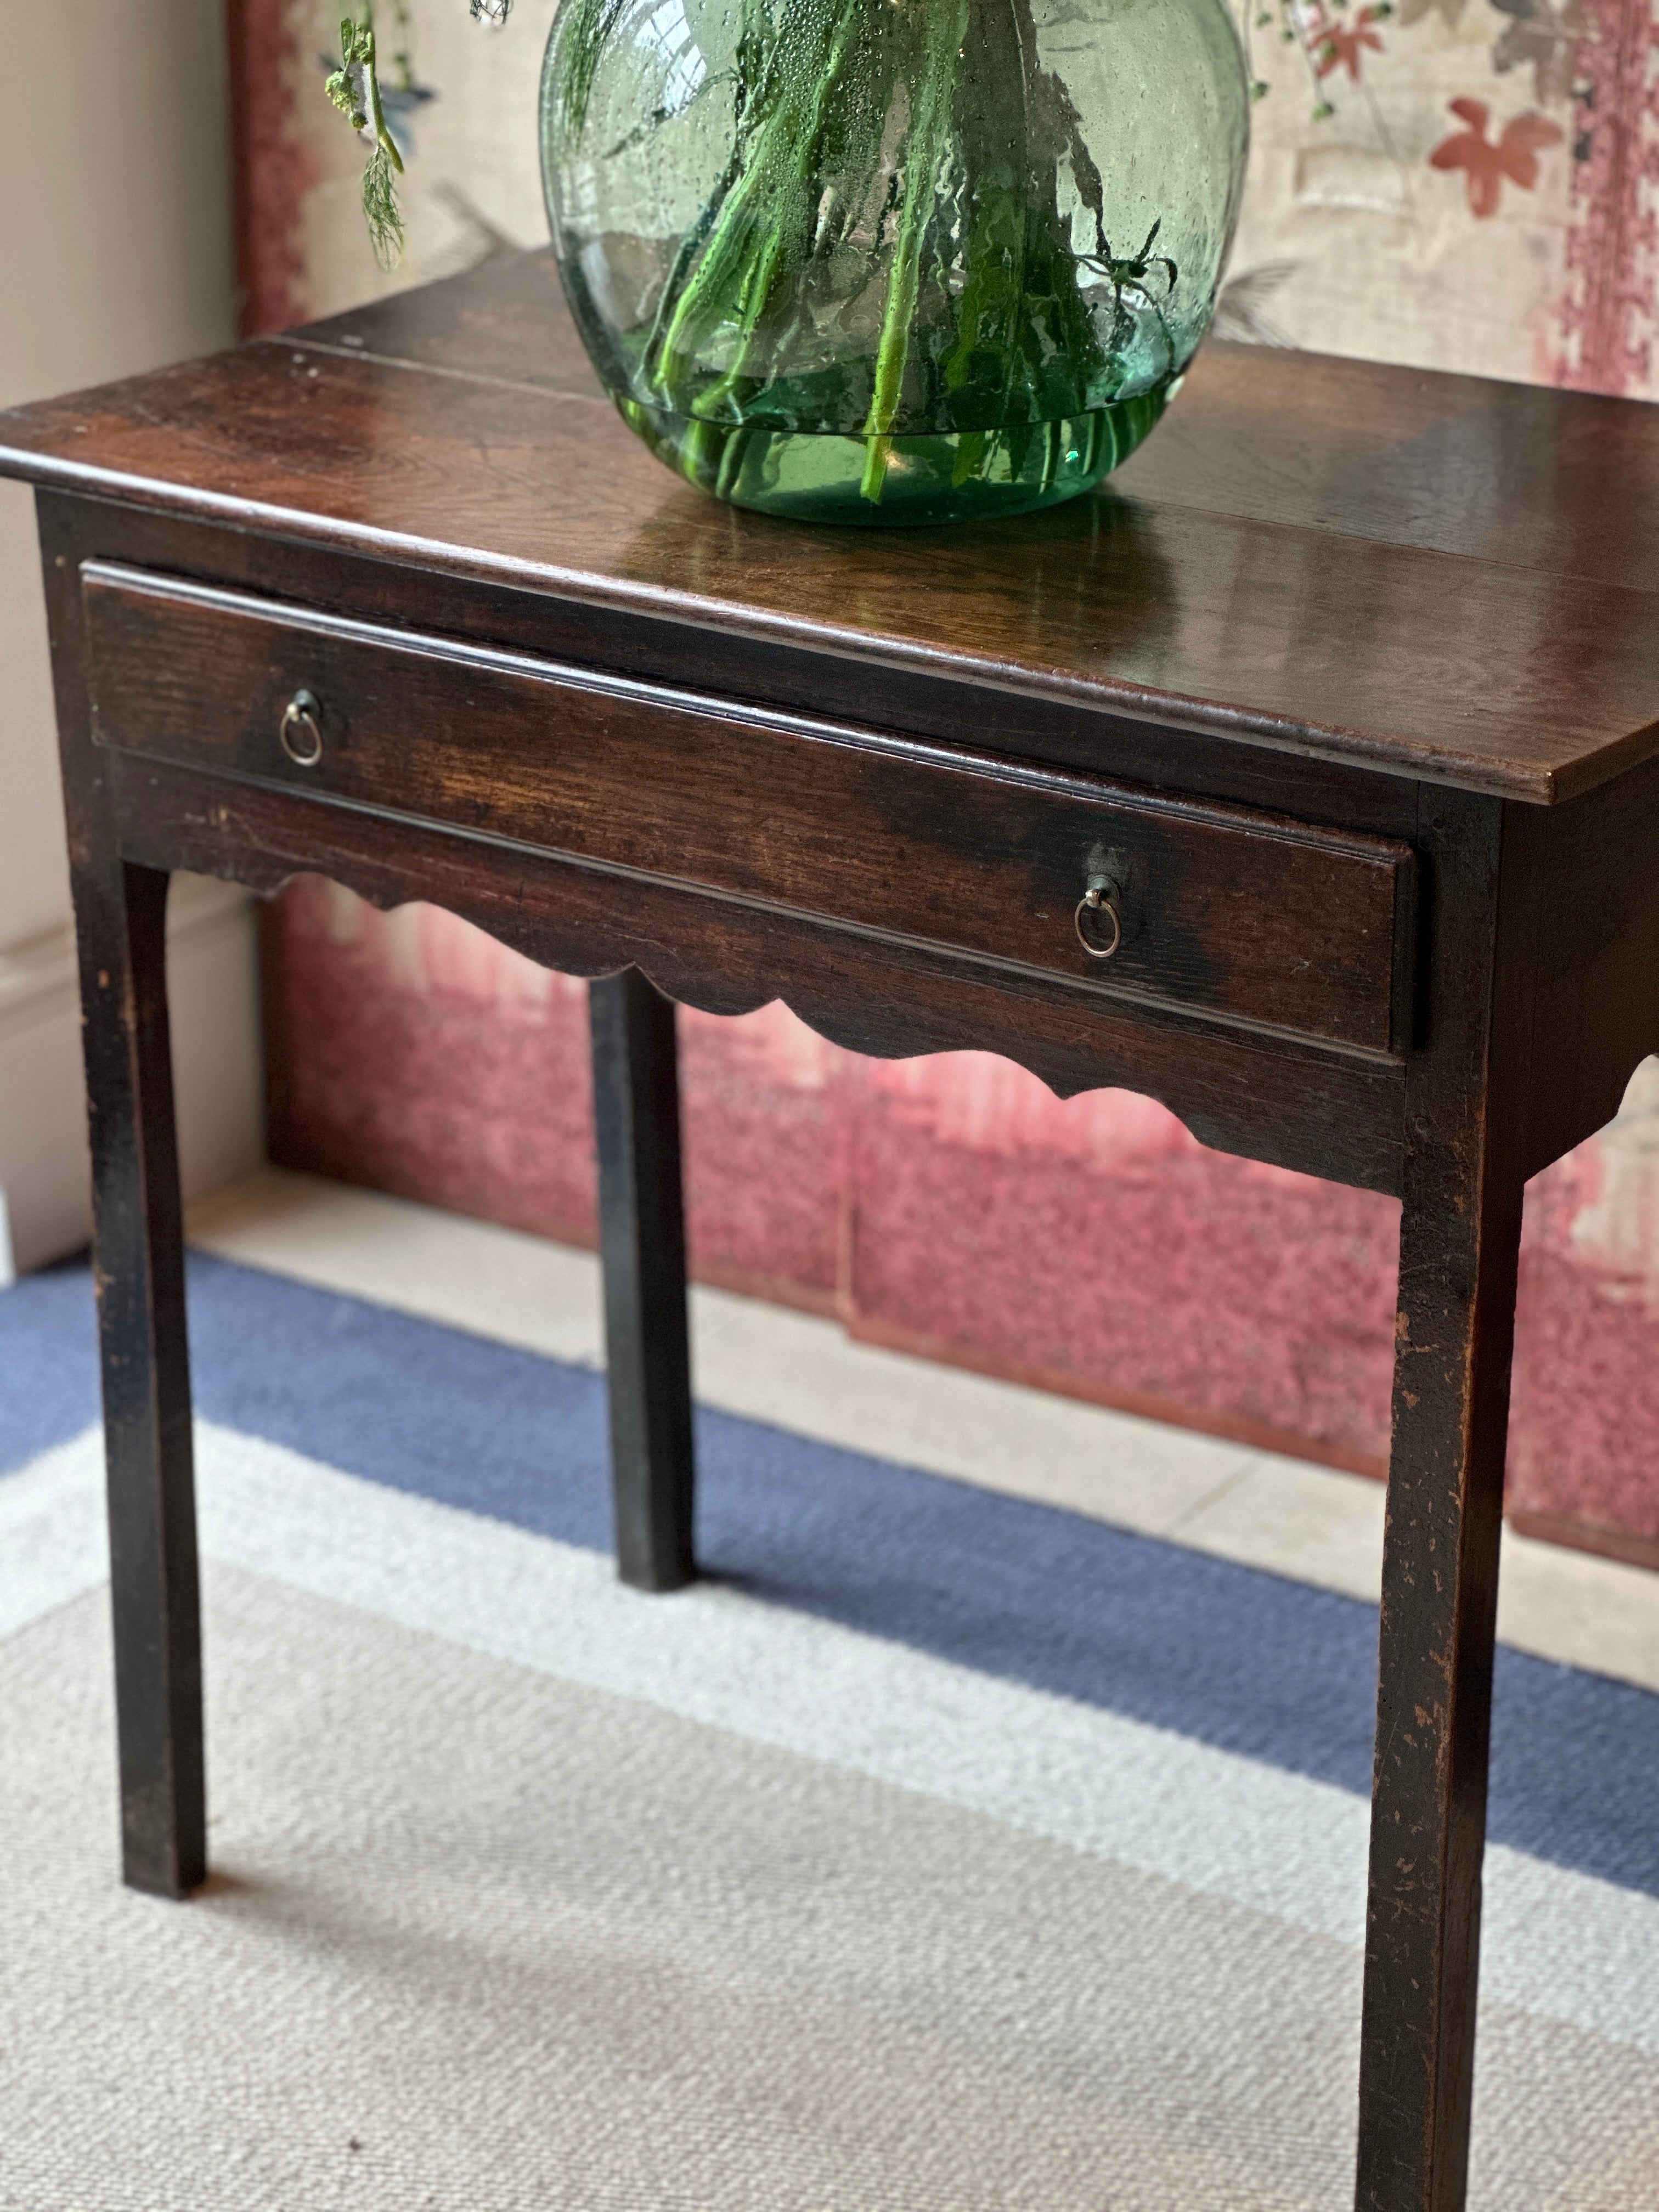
[860,0,970,501]
[649,0,867,418]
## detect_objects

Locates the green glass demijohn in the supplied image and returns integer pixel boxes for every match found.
[540,0,1249,526]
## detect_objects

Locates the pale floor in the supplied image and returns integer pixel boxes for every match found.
[188,1166,1659,1697]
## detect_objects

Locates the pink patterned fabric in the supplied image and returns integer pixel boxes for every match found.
[1554,0,1659,391]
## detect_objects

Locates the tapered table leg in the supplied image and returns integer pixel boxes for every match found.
[1355,792,1536,2211]
[77,860,205,1898]
[589,969,696,1592]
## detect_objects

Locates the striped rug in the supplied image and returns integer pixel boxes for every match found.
[3,1255,1656,2209]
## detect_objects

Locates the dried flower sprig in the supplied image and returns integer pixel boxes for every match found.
[326,18,406,267]
[328,1,510,268]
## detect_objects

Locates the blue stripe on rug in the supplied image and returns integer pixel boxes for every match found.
[0,1254,100,1470]
[4,1251,1657,1900]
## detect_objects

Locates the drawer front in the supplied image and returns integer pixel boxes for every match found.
[83,563,1414,1054]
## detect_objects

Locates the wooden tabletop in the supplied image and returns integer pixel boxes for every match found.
[3,248,1655,805]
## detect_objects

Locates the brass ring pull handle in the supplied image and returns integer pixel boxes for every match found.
[279,689,324,767]
[1074,885,1122,961]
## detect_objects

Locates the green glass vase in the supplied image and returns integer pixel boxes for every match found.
[540,0,1248,527]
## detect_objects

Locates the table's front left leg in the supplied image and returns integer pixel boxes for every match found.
[77,860,205,1898]
[589,969,696,1592]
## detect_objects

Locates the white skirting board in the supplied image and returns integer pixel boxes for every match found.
[0,875,266,1274]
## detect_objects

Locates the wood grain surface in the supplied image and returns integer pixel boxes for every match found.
[82,563,1413,1056]
[102,748,1408,1194]
[302,252,1659,599]
[4,252,1658,803]
[44,499,1429,834]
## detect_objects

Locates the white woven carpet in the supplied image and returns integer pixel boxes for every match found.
[3,1176,1657,2209]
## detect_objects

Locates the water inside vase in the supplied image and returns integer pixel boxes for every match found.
[617,378,1175,527]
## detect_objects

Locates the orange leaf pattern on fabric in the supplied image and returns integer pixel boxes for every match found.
[1429,95,1564,216]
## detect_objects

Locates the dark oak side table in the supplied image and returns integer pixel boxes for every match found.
[6,253,1658,2212]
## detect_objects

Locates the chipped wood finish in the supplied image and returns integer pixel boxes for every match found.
[14,255,1659,2212]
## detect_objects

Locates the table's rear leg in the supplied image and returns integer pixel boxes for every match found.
[77,860,205,1897]
[1355,792,1533,2212]
[589,970,696,1591]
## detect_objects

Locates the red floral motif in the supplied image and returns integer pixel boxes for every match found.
[1309,4,1388,81]
[1429,95,1564,217]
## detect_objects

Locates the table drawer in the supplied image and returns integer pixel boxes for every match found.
[83,563,1414,1054]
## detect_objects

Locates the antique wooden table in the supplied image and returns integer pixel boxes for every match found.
[5,252,1659,2212]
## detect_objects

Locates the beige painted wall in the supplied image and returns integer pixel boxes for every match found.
[0,0,264,1274]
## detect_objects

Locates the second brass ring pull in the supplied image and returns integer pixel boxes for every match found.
[279,689,324,767]
[1075,885,1122,961]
